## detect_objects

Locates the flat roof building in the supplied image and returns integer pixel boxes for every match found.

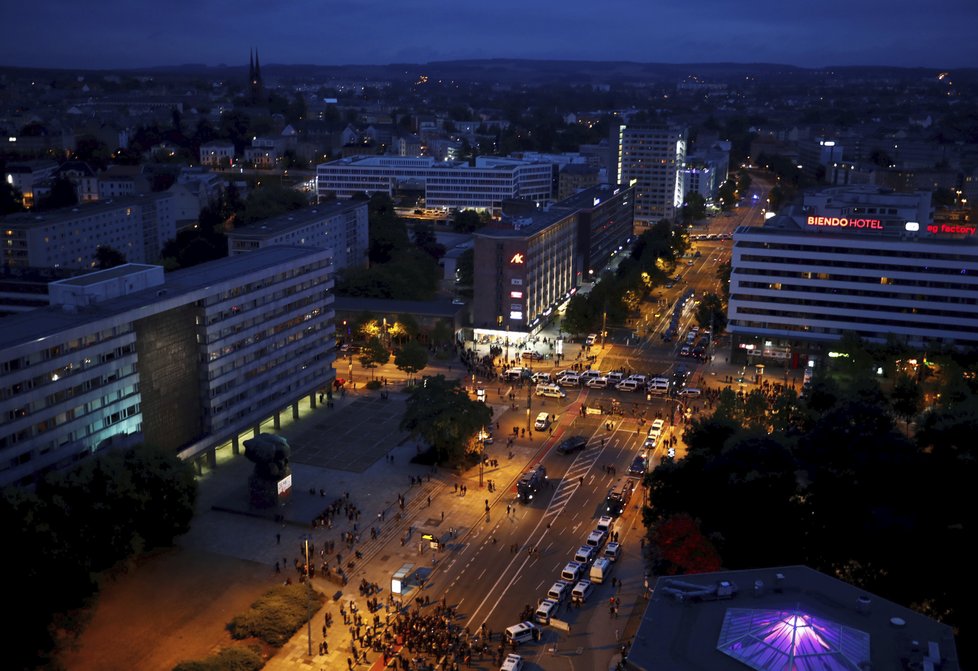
[316,155,553,215]
[472,184,634,337]
[727,187,978,364]
[612,125,687,231]
[1,192,179,269]
[0,247,335,488]
[628,565,958,671]
[227,200,368,271]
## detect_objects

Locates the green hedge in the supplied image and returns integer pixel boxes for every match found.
[226,582,325,647]
[172,645,264,671]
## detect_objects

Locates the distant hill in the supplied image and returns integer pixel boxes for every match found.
[2,58,975,86]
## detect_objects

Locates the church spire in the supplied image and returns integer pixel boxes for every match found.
[248,47,263,103]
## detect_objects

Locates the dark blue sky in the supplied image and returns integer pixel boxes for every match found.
[2,0,976,70]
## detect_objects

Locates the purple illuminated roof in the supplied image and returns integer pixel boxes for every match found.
[718,608,870,671]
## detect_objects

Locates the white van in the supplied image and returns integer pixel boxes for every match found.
[531,372,552,384]
[587,529,608,548]
[606,371,625,384]
[585,333,597,346]
[505,621,540,646]
[615,379,640,392]
[547,581,570,603]
[557,373,580,387]
[596,515,614,533]
[647,378,669,395]
[534,412,551,430]
[534,598,559,624]
[574,545,596,565]
[535,384,566,399]
[561,561,584,582]
[678,387,702,397]
[571,580,594,605]
[603,541,621,561]
[589,557,613,584]
[586,376,609,389]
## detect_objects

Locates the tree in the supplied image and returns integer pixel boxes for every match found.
[890,374,923,434]
[452,209,488,233]
[413,221,445,260]
[240,185,308,224]
[94,245,127,269]
[650,513,722,575]
[0,180,24,215]
[395,341,429,382]
[0,442,197,669]
[358,337,390,379]
[695,292,727,334]
[36,175,78,210]
[368,193,409,264]
[717,178,738,211]
[400,375,491,464]
[680,191,706,226]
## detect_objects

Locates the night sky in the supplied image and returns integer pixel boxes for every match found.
[1,0,976,70]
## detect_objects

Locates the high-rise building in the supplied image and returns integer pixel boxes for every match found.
[612,125,687,231]
[471,184,634,336]
[0,246,335,488]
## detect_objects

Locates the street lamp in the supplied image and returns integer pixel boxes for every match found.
[303,536,313,656]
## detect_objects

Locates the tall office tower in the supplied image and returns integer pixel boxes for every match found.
[612,125,687,231]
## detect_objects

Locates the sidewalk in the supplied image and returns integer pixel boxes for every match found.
[258,388,545,671]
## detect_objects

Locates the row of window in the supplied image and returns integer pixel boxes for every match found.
[738,253,974,276]
[735,239,977,264]
[735,280,977,305]
[731,306,978,335]
[734,267,975,291]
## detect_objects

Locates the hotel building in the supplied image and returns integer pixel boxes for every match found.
[0,246,335,488]
[316,156,553,215]
[727,186,978,365]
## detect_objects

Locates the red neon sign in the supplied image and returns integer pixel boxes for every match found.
[807,216,883,230]
[927,223,977,236]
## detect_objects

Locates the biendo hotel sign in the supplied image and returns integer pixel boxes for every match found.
[807,216,883,230]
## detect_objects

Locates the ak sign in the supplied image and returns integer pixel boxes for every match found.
[510,252,525,265]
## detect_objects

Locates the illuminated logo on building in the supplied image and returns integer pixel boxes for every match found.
[927,223,977,236]
[807,216,883,229]
[510,253,525,264]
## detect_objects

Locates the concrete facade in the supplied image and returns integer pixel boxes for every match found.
[0,247,336,488]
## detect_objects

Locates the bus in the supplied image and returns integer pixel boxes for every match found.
[605,477,637,517]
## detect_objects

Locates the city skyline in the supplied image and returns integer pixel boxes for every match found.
[1,0,977,71]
